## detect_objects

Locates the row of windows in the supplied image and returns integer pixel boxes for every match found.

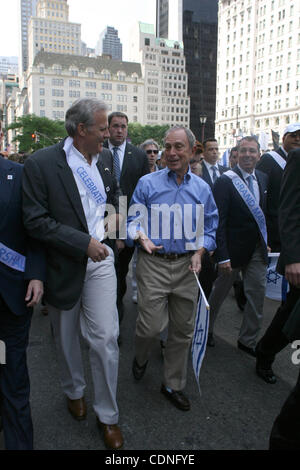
[40,93,137,102]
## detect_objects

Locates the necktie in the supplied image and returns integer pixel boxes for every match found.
[211,165,218,183]
[113,147,121,182]
[246,174,255,198]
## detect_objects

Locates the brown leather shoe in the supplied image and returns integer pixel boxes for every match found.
[97,418,124,450]
[67,397,87,420]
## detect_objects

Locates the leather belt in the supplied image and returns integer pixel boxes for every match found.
[149,252,190,260]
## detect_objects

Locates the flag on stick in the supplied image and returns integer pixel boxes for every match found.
[192,272,210,393]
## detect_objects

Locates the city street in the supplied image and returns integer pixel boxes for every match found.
[1,272,298,451]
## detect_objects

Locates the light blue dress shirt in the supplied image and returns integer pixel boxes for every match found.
[126,167,219,253]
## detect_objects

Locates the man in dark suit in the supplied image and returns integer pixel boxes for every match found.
[0,156,45,449]
[201,138,228,189]
[104,112,149,322]
[208,137,269,355]
[256,146,300,386]
[256,123,300,252]
[22,99,124,449]
[267,148,300,449]
[199,138,228,346]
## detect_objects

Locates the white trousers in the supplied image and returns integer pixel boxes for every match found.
[48,246,119,424]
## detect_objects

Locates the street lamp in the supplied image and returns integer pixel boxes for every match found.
[199,115,207,143]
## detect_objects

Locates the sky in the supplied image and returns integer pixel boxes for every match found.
[0,0,156,60]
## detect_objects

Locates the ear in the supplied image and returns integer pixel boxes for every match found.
[77,122,87,137]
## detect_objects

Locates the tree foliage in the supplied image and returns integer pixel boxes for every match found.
[128,123,170,148]
[7,114,67,153]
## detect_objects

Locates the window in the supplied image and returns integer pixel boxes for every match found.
[40,88,45,95]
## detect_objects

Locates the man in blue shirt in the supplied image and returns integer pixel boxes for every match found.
[126,126,218,411]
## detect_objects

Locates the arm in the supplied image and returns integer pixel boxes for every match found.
[22,156,91,259]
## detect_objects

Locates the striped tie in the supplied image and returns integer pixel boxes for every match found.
[113,147,121,182]
[246,174,255,198]
[211,165,218,183]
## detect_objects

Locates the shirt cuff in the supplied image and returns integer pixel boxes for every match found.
[218,259,230,264]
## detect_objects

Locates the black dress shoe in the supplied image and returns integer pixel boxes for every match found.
[160,384,190,411]
[237,341,256,357]
[132,357,148,380]
[207,333,215,347]
[256,364,277,384]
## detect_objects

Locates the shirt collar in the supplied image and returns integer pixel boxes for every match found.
[108,139,126,153]
[203,160,218,170]
[64,136,100,164]
[237,164,256,180]
[166,166,192,182]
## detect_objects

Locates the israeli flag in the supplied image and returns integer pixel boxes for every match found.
[266,253,289,302]
[192,272,210,393]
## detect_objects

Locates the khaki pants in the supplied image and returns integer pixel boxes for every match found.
[135,250,198,391]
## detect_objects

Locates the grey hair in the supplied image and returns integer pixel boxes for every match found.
[140,139,159,151]
[163,125,196,150]
[237,136,260,152]
[65,98,108,137]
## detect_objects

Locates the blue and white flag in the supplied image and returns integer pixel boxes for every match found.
[266,253,289,302]
[222,149,230,167]
[192,272,210,393]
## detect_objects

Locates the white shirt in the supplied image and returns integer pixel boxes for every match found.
[108,140,126,171]
[203,160,221,183]
[237,164,260,204]
[64,137,107,242]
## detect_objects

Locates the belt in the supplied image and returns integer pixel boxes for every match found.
[149,252,191,260]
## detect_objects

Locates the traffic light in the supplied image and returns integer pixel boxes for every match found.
[31,132,39,143]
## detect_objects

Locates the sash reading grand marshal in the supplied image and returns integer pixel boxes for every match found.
[224,170,268,247]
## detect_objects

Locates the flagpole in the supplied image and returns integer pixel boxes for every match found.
[193,271,210,310]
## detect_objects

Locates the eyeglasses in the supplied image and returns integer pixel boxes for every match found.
[146,149,159,155]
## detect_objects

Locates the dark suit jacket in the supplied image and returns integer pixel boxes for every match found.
[201,161,228,189]
[0,157,46,316]
[256,146,287,252]
[104,141,149,209]
[22,139,121,310]
[213,166,268,268]
[277,149,300,275]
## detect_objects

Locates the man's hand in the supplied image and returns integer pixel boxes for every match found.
[218,261,232,274]
[285,263,300,288]
[87,237,109,262]
[25,280,43,307]
[136,231,163,254]
[189,252,202,274]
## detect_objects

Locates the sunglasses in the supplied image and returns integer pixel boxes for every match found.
[146,149,159,155]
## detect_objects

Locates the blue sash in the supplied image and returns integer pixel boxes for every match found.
[269,151,286,170]
[75,165,106,206]
[224,170,268,247]
[0,242,26,272]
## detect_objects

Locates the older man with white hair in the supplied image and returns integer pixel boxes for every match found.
[22,99,123,449]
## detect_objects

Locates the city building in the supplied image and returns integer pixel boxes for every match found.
[216,0,300,153]
[96,27,123,61]
[18,0,38,74]
[128,22,190,126]
[156,0,218,140]
[0,57,19,76]
[26,50,144,123]
[27,0,81,69]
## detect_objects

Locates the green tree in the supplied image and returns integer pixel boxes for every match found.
[128,123,170,147]
[7,114,67,153]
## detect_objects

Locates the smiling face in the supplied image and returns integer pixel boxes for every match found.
[164,129,194,177]
[237,139,260,173]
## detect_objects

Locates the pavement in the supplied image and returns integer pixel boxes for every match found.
[1,273,298,451]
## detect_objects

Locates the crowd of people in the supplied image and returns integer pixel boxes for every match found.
[0,97,300,450]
